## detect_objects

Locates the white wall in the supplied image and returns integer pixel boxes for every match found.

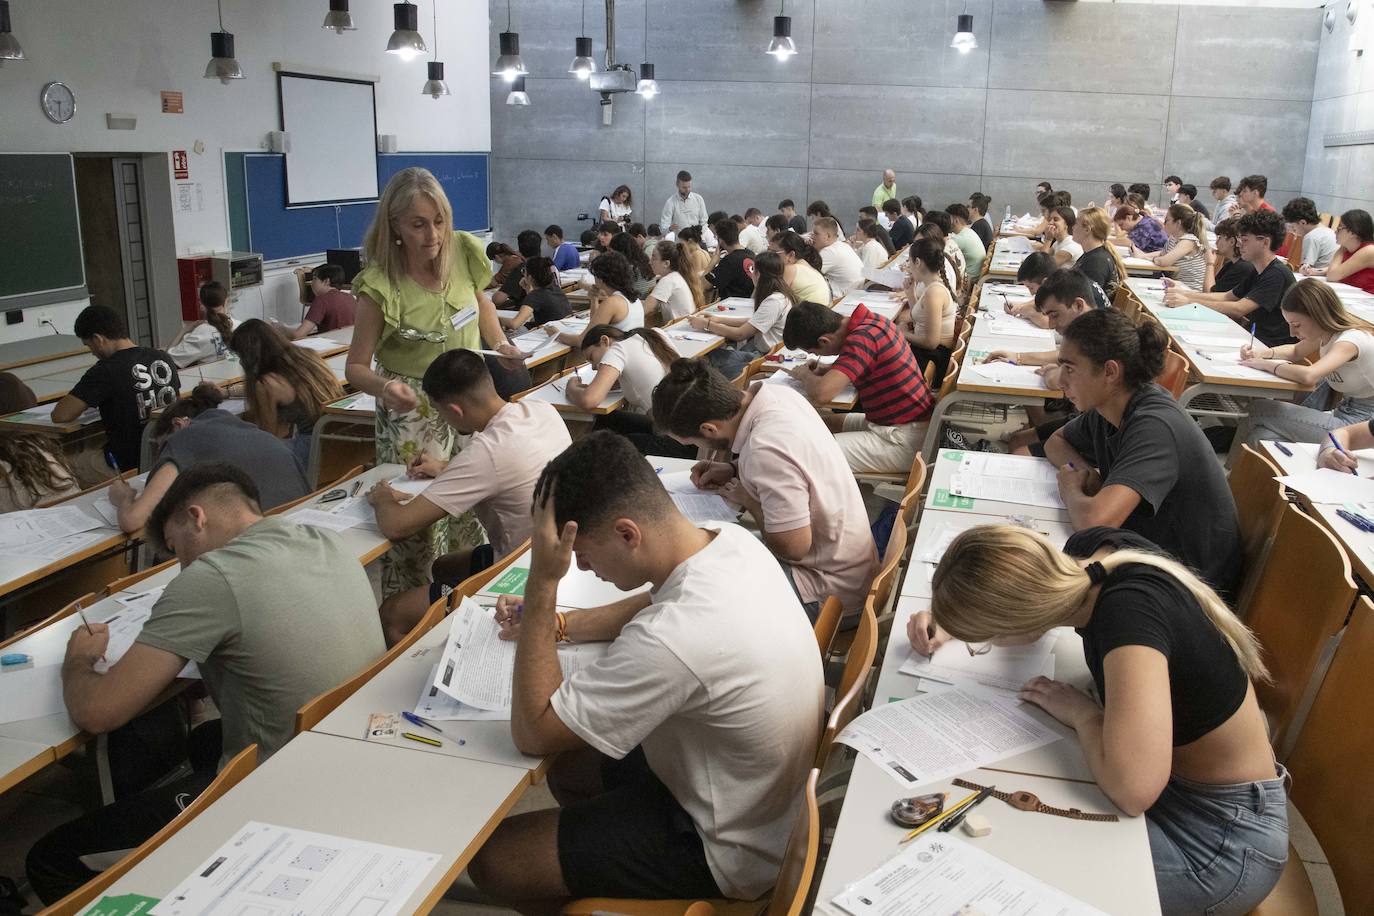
[1302,1,1374,215]
[0,0,490,342]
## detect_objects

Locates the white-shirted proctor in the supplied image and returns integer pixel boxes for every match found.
[551,523,824,900]
[661,191,708,232]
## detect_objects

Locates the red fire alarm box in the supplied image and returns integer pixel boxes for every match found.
[177,256,213,321]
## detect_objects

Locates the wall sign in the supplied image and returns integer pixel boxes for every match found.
[172,150,189,180]
[161,91,184,114]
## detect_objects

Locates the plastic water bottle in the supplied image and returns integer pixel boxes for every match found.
[1003,205,1013,230]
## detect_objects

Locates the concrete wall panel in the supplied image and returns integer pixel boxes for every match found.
[983,90,1170,182]
[988,2,1177,93]
[808,85,986,175]
[1171,7,1319,101]
[644,81,811,168]
[1166,96,1311,193]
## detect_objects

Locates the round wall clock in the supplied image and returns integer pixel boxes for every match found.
[41,81,75,124]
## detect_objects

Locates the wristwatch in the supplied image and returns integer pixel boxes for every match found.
[952,778,1119,822]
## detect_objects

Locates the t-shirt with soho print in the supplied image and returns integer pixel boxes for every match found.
[70,346,181,470]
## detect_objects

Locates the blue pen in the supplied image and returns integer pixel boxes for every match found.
[1249,323,1256,349]
[1274,442,1293,457]
[1336,510,1374,533]
[1328,432,1360,475]
[104,449,119,472]
[401,711,466,745]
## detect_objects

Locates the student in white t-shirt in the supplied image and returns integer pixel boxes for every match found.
[167,281,238,368]
[1039,206,1083,267]
[739,209,769,255]
[644,240,704,322]
[1233,279,1374,454]
[567,324,694,458]
[1282,197,1339,271]
[690,251,795,379]
[466,431,823,908]
[367,350,571,644]
[653,360,878,620]
[813,217,864,296]
[855,219,896,272]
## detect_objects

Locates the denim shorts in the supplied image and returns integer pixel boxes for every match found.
[1146,765,1289,915]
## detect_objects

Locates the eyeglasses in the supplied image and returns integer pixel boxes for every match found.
[965,641,993,657]
[395,325,448,343]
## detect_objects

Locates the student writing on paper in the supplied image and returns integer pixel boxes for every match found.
[1232,279,1374,452]
[1045,309,1243,598]
[466,433,822,909]
[0,373,78,512]
[653,360,878,621]
[368,351,570,645]
[1115,202,1168,253]
[924,524,1287,916]
[346,168,524,593]
[497,256,572,330]
[166,280,237,367]
[692,250,795,379]
[547,251,646,347]
[107,384,308,535]
[897,238,959,386]
[284,264,357,338]
[644,240,704,322]
[229,319,344,472]
[778,233,833,305]
[53,305,181,474]
[27,464,384,905]
[1318,417,1374,472]
[1300,208,1374,293]
[784,301,934,474]
[999,250,1059,326]
[569,325,694,458]
[1163,210,1297,347]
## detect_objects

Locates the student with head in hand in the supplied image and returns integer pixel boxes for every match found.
[0,373,78,512]
[466,431,822,910]
[1039,205,1083,267]
[107,383,309,536]
[168,281,237,367]
[1301,208,1374,293]
[1043,308,1243,599]
[692,250,795,379]
[1231,279,1374,451]
[27,463,385,905]
[778,232,833,305]
[783,300,935,474]
[367,350,571,645]
[284,266,356,339]
[653,360,878,621]
[548,250,646,347]
[1164,209,1296,348]
[908,522,1286,916]
[53,305,181,475]
[498,256,572,330]
[229,319,344,471]
[1148,205,1209,291]
[898,238,958,385]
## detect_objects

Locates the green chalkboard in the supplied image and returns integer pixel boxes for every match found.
[0,153,86,301]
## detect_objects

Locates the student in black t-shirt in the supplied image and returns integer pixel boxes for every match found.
[492,230,542,307]
[704,220,756,299]
[907,523,1285,916]
[1208,217,1256,295]
[499,257,572,330]
[1044,309,1243,598]
[967,193,995,249]
[53,305,180,472]
[1162,210,1295,346]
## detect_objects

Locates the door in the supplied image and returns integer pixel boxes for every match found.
[112,157,154,347]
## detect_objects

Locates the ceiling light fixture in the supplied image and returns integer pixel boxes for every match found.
[322,0,355,34]
[386,1,427,60]
[493,0,528,81]
[204,0,243,83]
[507,75,530,106]
[766,0,796,60]
[569,0,596,79]
[0,1,25,61]
[422,1,449,97]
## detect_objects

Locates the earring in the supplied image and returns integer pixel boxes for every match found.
[395,237,403,246]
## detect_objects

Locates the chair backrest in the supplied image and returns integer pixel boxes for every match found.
[293,597,445,734]
[734,353,769,391]
[922,360,937,389]
[903,455,928,501]
[0,592,98,651]
[1228,444,1286,613]
[1283,231,1303,269]
[102,559,178,597]
[812,595,843,657]
[1244,505,1357,750]
[39,745,258,916]
[1154,347,1190,399]
[1286,596,1374,916]
[869,512,908,611]
[446,539,530,605]
[764,769,821,916]
[937,356,960,400]
[815,603,878,771]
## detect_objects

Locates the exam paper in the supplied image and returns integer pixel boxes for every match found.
[91,472,152,528]
[1,402,100,425]
[387,474,431,497]
[150,821,440,916]
[862,266,904,288]
[0,506,105,548]
[332,392,376,412]
[432,598,608,711]
[949,457,1065,509]
[291,336,339,352]
[672,492,741,524]
[415,663,512,721]
[97,590,199,679]
[285,494,378,533]
[831,833,1108,916]
[0,528,110,561]
[899,632,1058,692]
[836,684,1062,786]
[1278,468,1374,504]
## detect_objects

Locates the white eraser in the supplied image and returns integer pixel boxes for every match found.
[961,814,992,837]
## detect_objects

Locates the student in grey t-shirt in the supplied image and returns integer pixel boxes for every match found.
[31,464,384,905]
[1044,310,1242,600]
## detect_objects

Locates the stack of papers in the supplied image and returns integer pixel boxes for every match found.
[899,632,1058,692]
[656,470,741,524]
[862,266,904,288]
[292,336,340,352]
[286,495,378,533]
[331,392,376,412]
[1,401,100,426]
[1277,468,1374,504]
[961,361,1049,389]
[948,453,1064,509]
[90,472,151,527]
[98,587,199,678]
[0,506,106,552]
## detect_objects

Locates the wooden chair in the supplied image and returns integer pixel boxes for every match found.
[733,353,769,391]
[868,506,909,614]
[561,769,821,916]
[812,595,843,657]
[1154,346,1190,399]
[1241,505,1357,752]
[1228,445,1286,614]
[901,454,927,503]
[38,745,258,916]
[1283,231,1303,270]
[1249,596,1374,916]
[815,602,877,772]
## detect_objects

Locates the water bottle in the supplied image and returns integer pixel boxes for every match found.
[1003,205,1013,231]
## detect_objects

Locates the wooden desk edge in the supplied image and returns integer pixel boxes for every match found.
[0,535,132,600]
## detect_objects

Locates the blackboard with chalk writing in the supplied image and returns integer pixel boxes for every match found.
[0,153,87,302]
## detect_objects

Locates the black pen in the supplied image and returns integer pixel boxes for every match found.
[939,785,995,832]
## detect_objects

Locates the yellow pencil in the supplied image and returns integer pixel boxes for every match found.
[900,789,979,844]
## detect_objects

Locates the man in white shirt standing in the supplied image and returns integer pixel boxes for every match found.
[660,170,707,234]
[739,208,769,254]
[467,432,822,910]
[814,216,864,295]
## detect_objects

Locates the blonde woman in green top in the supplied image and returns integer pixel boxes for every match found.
[347,168,524,594]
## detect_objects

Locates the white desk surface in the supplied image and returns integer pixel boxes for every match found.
[924,449,1070,522]
[9,352,94,381]
[660,324,726,359]
[101,731,531,912]
[834,293,902,321]
[0,485,128,599]
[967,311,1057,346]
[898,509,1076,600]
[701,297,755,317]
[1260,439,1374,483]
[521,373,625,415]
[0,736,53,791]
[479,547,647,610]
[815,761,1159,916]
[22,375,75,403]
[289,464,399,564]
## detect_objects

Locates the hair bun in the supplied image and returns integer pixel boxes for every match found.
[189,383,226,409]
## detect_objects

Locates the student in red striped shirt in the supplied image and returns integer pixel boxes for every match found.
[783,301,934,474]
